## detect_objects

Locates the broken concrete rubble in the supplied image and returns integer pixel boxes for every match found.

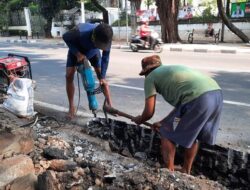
[85,118,250,189]
[7,173,37,190]
[0,107,245,189]
[49,159,77,172]
[0,155,34,188]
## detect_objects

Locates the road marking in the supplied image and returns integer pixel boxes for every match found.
[223,100,250,107]
[190,66,250,73]
[109,83,144,91]
[108,83,250,108]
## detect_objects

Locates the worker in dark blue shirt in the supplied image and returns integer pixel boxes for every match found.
[63,23,113,119]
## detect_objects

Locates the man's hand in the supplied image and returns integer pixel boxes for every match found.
[99,78,112,106]
[132,115,142,125]
[152,122,161,132]
[99,79,107,86]
[76,52,86,63]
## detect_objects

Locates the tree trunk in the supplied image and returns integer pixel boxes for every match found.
[156,0,180,43]
[129,0,142,35]
[110,0,117,7]
[91,0,109,24]
[134,0,141,10]
[226,0,230,17]
[44,17,52,38]
[217,0,249,43]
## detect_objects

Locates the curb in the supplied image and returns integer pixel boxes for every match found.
[2,39,249,54]
[168,48,237,54]
[112,44,249,54]
[167,46,247,54]
[3,39,128,49]
[111,44,130,49]
[6,39,38,44]
[34,100,94,126]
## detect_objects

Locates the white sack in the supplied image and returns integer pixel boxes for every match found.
[3,78,34,117]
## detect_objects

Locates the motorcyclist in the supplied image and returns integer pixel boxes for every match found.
[139,19,151,48]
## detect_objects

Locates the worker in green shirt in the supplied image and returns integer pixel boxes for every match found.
[132,55,223,174]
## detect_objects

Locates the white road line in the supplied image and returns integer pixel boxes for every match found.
[108,83,250,108]
[189,66,250,73]
[223,100,250,107]
[109,83,144,91]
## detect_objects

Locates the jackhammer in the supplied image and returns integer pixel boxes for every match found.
[77,59,101,117]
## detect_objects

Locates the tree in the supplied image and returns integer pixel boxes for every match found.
[84,0,100,12]
[225,0,230,17]
[91,0,109,24]
[0,0,10,32]
[38,0,61,38]
[145,0,154,9]
[130,0,143,34]
[217,0,249,43]
[130,0,142,10]
[110,0,118,7]
[200,0,217,14]
[0,0,30,32]
[156,0,180,43]
[187,0,192,5]
[38,0,79,38]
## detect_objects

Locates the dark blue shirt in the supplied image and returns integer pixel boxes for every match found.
[63,23,111,79]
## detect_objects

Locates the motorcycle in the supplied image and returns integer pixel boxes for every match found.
[130,31,163,53]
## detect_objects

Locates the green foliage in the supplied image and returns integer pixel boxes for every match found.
[37,0,80,36]
[0,0,32,30]
[38,0,80,20]
[144,0,154,9]
[199,0,217,16]
[0,0,82,36]
[202,6,213,18]
[10,29,27,36]
[187,0,193,5]
[0,1,10,30]
[28,2,39,15]
[178,15,219,24]
[200,0,216,7]
[38,0,60,20]
[85,2,101,12]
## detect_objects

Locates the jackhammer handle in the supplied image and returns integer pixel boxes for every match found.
[104,105,153,128]
[116,110,153,128]
[103,104,153,127]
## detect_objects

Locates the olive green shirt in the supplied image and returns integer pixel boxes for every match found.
[144,65,221,106]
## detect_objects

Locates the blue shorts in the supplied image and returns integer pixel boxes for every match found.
[160,90,223,148]
[66,50,101,68]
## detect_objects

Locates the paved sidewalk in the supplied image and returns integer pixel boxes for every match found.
[112,42,250,54]
[1,36,250,54]
[164,43,250,54]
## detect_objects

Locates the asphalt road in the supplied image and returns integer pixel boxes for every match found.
[0,42,250,151]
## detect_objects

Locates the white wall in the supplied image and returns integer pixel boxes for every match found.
[106,7,119,25]
[178,22,250,42]
[6,7,32,36]
[51,22,68,37]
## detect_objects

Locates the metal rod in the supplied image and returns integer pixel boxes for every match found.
[103,104,153,128]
